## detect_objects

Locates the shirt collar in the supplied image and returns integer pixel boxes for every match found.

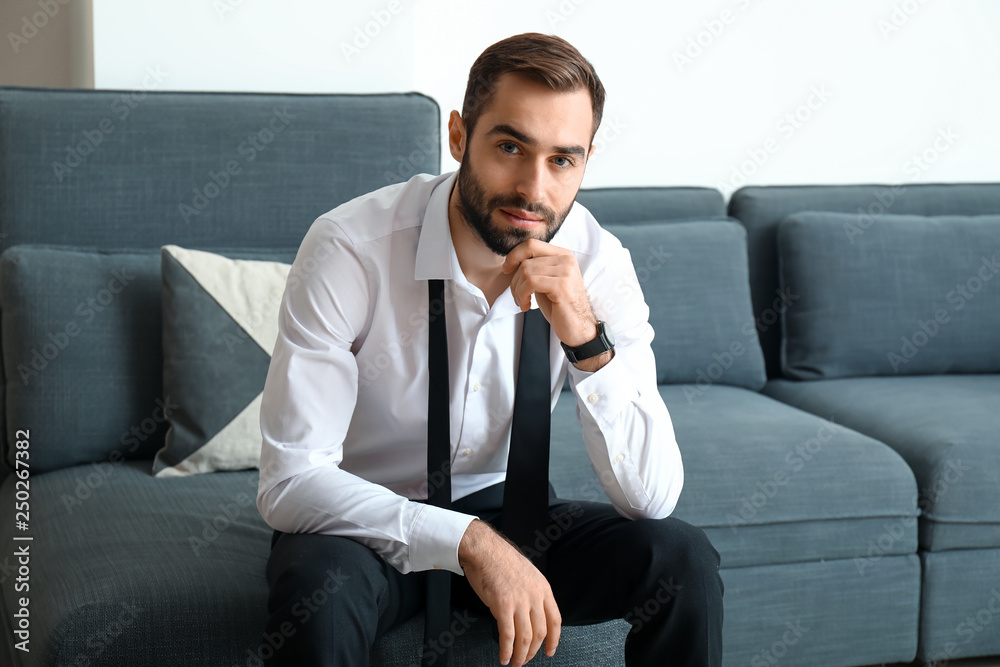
[414,171,460,282]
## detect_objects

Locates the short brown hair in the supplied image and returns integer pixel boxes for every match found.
[461,33,605,142]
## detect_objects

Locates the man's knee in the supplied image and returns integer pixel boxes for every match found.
[629,517,723,591]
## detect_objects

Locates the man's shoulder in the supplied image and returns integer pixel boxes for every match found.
[313,172,451,245]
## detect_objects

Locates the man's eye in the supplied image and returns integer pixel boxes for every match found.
[500,142,519,154]
[553,156,574,168]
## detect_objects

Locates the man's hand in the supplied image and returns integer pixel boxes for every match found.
[458,519,561,666]
[502,239,596,343]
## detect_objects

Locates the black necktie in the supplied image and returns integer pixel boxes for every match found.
[423,279,551,667]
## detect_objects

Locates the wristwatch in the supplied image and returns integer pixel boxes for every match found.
[561,320,615,364]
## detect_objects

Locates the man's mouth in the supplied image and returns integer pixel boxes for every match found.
[499,208,545,228]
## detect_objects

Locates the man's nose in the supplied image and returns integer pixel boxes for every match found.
[513,160,546,204]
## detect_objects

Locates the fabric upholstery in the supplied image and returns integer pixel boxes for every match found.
[777,212,1000,379]
[0,457,923,667]
[917,548,1000,662]
[763,375,1000,551]
[155,246,296,477]
[551,384,918,569]
[0,88,440,249]
[0,246,165,472]
[576,186,726,223]
[603,220,767,390]
[718,555,919,666]
[728,183,1000,378]
[0,461,627,667]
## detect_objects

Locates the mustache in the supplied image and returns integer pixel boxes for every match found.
[486,195,556,224]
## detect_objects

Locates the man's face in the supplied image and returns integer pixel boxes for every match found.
[453,72,594,256]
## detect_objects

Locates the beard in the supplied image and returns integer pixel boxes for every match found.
[455,152,574,257]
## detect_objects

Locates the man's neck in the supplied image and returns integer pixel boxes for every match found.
[447,176,512,308]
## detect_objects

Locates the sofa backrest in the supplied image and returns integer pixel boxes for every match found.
[728,183,1000,378]
[0,87,440,477]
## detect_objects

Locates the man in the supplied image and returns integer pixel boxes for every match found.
[257,32,723,667]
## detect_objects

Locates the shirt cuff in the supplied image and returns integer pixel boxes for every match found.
[408,503,478,576]
[566,351,639,427]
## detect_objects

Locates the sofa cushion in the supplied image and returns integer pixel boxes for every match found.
[778,212,1000,379]
[550,386,918,569]
[0,245,165,473]
[154,246,293,477]
[603,220,767,390]
[0,88,440,250]
[763,375,1000,551]
[727,183,1000,378]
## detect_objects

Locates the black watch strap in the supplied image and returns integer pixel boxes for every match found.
[561,320,615,364]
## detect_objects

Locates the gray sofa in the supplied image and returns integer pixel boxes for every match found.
[0,85,996,666]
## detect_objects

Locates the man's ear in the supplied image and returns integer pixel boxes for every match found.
[448,110,466,163]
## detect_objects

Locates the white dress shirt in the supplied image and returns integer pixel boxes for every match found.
[257,171,684,576]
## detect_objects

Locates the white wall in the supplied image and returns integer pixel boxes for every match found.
[93,0,1000,195]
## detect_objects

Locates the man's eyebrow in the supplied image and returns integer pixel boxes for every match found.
[486,123,588,158]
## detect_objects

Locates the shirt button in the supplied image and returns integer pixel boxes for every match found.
[588,393,600,403]
[462,448,472,457]
[473,382,482,392]
[615,454,624,463]
[433,565,442,569]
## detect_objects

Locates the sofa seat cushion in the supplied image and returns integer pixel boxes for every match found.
[0,461,630,666]
[763,375,1000,551]
[550,385,918,569]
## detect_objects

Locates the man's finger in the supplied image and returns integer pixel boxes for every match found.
[497,613,516,666]
[544,596,562,656]
[526,606,547,663]
[511,609,534,667]
[502,238,569,273]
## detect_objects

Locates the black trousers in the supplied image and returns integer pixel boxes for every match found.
[259,483,724,666]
